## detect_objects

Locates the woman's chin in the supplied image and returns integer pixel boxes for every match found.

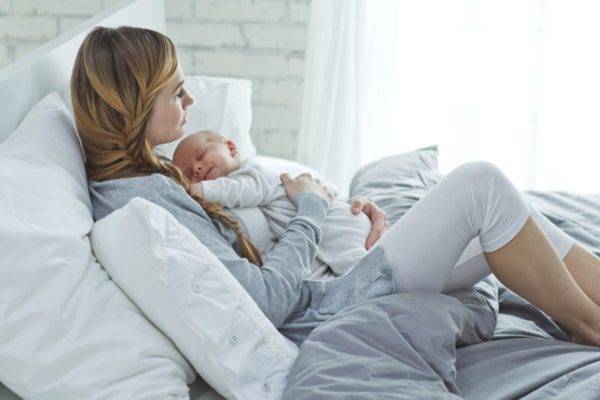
[172,128,186,141]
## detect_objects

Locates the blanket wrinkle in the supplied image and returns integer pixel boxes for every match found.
[283,286,500,400]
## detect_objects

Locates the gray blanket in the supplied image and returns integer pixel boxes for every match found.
[283,282,499,399]
[283,155,600,399]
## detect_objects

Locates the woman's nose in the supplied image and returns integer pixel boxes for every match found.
[184,94,194,109]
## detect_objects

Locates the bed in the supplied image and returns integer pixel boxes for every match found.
[1,1,599,399]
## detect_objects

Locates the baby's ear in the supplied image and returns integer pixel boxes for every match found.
[226,139,239,157]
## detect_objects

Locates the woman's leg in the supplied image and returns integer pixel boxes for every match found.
[372,161,600,345]
[484,216,600,344]
[563,243,600,307]
[443,206,576,292]
[444,207,600,310]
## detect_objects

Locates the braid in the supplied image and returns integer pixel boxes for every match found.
[192,191,263,267]
[156,157,264,267]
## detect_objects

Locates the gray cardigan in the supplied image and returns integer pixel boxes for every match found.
[89,173,394,345]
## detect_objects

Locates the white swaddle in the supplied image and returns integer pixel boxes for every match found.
[204,160,372,277]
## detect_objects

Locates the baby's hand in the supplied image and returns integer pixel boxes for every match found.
[190,183,204,198]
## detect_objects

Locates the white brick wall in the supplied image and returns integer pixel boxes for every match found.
[13,0,104,15]
[0,15,57,40]
[0,0,311,160]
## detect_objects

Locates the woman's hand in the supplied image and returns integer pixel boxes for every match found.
[281,172,333,206]
[350,197,390,250]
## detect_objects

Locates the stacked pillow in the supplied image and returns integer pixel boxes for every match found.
[0,93,196,399]
[91,197,299,400]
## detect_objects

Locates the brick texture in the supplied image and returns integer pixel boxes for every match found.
[0,0,311,160]
[13,0,103,16]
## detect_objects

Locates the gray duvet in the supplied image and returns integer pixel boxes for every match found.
[283,155,600,399]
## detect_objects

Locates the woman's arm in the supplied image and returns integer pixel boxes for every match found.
[223,192,329,326]
[147,174,330,328]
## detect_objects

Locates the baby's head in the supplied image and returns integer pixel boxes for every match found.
[172,130,242,184]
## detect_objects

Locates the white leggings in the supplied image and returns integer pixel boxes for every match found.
[372,161,576,293]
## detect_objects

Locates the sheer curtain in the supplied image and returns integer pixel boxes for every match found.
[297,0,600,194]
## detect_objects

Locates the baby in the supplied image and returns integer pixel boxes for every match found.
[172,131,372,276]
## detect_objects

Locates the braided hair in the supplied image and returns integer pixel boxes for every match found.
[71,26,262,266]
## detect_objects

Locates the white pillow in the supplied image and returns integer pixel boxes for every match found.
[90,197,298,400]
[154,75,255,161]
[0,93,195,399]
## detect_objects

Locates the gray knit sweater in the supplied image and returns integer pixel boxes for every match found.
[89,173,394,345]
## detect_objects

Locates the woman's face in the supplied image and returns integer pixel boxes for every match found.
[145,65,194,147]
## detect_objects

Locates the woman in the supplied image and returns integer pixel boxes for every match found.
[73,26,600,347]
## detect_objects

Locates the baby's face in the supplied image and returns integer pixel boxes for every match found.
[172,132,241,184]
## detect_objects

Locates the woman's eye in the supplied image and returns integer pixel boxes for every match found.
[176,89,185,99]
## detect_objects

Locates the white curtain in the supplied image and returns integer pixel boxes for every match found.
[298,0,600,194]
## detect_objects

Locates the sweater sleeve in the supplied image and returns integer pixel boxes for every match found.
[200,165,280,208]
[130,174,328,328]
[223,192,329,327]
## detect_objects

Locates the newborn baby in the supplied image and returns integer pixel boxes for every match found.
[172,131,372,276]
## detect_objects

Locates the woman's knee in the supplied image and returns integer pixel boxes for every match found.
[452,160,508,188]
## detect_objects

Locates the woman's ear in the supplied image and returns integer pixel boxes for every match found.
[226,139,239,157]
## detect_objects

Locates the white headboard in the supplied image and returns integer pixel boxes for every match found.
[0,0,166,142]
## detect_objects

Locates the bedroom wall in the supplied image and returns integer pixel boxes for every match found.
[0,0,311,160]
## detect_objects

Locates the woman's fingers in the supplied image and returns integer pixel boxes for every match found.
[350,197,389,250]
[280,172,292,183]
[366,216,387,250]
[296,172,312,179]
[350,198,365,214]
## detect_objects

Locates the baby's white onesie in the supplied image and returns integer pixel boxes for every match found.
[198,160,372,276]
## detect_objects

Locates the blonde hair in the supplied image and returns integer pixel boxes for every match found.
[71,26,262,266]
